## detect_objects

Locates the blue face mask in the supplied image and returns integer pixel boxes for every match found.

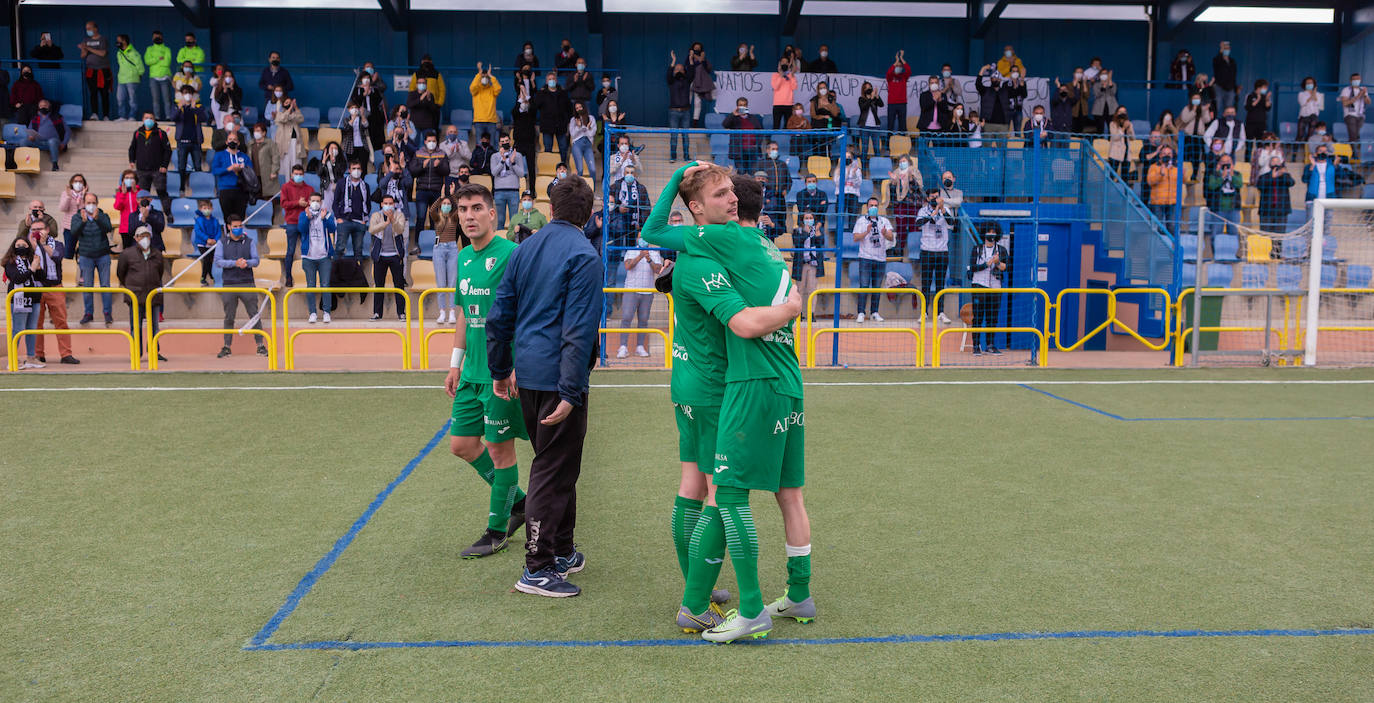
[805,182,817,192]
[86,29,95,37]
[1221,49,1231,57]
[292,174,304,183]
[143,118,156,129]
[867,206,879,216]
[625,174,636,184]
[231,227,245,236]
[382,204,394,213]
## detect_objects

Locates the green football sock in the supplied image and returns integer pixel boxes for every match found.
[681,505,725,614]
[487,464,520,532]
[469,448,496,485]
[716,486,763,618]
[785,544,812,602]
[672,496,704,581]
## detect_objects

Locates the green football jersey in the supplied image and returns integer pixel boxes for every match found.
[455,235,517,385]
[669,252,728,407]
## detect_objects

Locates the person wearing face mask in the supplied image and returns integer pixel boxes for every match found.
[1249,132,1284,182]
[113,34,145,122]
[407,70,442,135]
[1180,90,1213,174]
[966,223,1008,355]
[298,192,336,323]
[1296,76,1324,144]
[937,171,963,212]
[80,21,113,121]
[1090,70,1118,134]
[976,64,1014,133]
[514,41,540,77]
[1155,110,1179,151]
[607,134,642,185]
[257,51,294,112]
[1169,50,1195,91]
[785,101,810,133]
[116,225,167,360]
[144,31,173,120]
[569,103,600,180]
[790,211,828,316]
[1108,108,1135,179]
[1204,106,1246,161]
[1242,79,1272,160]
[211,69,242,127]
[1212,41,1238,115]
[1005,68,1028,136]
[127,197,167,254]
[795,173,829,236]
[1050,78,1076,135]
[30,32,64,70]
[806,44,836,74]
[211,135,254,223]
[469,62,502,146]
[4,235,50,368]
[213,217,269,358]
[854,81,884,161]
[567,57,594,114]
[369,194,409,320]
[273,96,307,176]
[995,45,1024,77]
[835,151,863,231]
[192,198,222,285]
[887,155,922,255]
[407,54,446,111]
[885,49,909,133]
[1255,155,1295,242]
[920,76,946,133]
[59,175,88,255]
[248,121,281,201]
[315,142,347,212]
[531,71,574,167]
[469,133,496,177]
[808,82,841,155]
[490,134,527,230]
[915,188,953,323]
[596,74,618,113]
[348,63,388,150]
[852,197,895,323]
[172,62,202,102]
[944,102,972,144]
[410,129,450,240]
[1139,130,1165,203]
[21,217,78,364]
[22,98,69,171]
[731,43,757,71]
[1022,106,1051,146]
[554,38,581,72]
[685,41,715,127]
[508,190,549,243]
[1303,145,1340,212]
[1203,156,1243,248]
[720,97,762,174]
[667,57,693,159]
[1339,73,1369,144]
[1306,121,1333,154]
[1145,146,1179,228]
[113,168,141,248]
[279,165,315,286]
[426,192,469,317]
[176,33,204,76]
[440,126,472,187]
[71,191,116,325]
[765,56,798,130]
[340,101,372,176]
[11,64,44,126]
[611,166,651,235]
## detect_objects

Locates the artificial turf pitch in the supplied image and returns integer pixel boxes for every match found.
[3,369,1373,701]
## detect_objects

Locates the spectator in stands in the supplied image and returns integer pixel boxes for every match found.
[967,222,1008,355]
[248,122,280,206]
[667,58,692,159]
[915,188,952,323]
[263,86,287,124]
[516,41,540,76]
[409,55,446,113]
[1169,49,1195,90]
[597,75,618,113]
[145,31,172,120]
[1140,130,1164,202]
[11,65,43,126]
[24,99,67,171]
[1243,80,1271,159]
[512,94,540,187]
[58,174,86,253]
[71,191,115,325]
[116,224,166,360]
[428,191,469,268]
[279,165,313,287]
[127,197,166,252]
[807,45,837,74]
[114,34,144,122]
[407,74,442,136]
[601,97,628,136]
[749,170,782,242]
[791,212,826,315]
[607,133,641,183]
[214,217,269,358]
[555,39,581,72]
[1082,57,1105,83]
[1006,67,1028,136]
[1307,121,1333,153]
[1339,73,1369,144]
[759,139,791,202]
[1212,41,1238,115]
[192,199,220,285]
[1250,133,1283,181]
[510,190,549,243]
[31,32,63,70]
[996,45,1024,77]
[369,194,408,320]
[411,130,449,245]
[441,124,471,183]
[566,57,594,113]
[732,43,757,71]
[491,134,526,230]
[1205,105,1245,161]
[967,110,986,147]
[809,81,842,153]
[316,142,346,212]
[24,217,78,364]
[569,104,599,179]
[4,234,47,368]
[1297,77,1323,144]
[340,101,372,175]
[128,112,171,210]
[888,154,922,254]
[852,197,893,323]
[274,97,307,176]
[616,237,662,359]
[173,61,201,101]
[171,87,207,182]
[470,63,502,146]
[1256,155,1294,236]
[885,50,909,133]
[855,81,883,163]
[939,171,963,211]
[451,164,472,189]
[1023,105,1051,146]
[533,71,574,166]
[1180,92,1212,174]
[1189,73,1216,113]
[919,76,945,133]
[256,51,293,110]
[177,33,203,75]
[796,172,828,234]
[946,103,973,142]
[212,69,243,126]
[211,133,252,222]
[210,111,247,153]
[351,65,388,150]
[786,102,810,132]
[384,104,416,148]
[1108,107,1134,179]
[81,21,113,121]
[113,169,139,248]
[762,58,798,132]
[377,154,413,218]
[836,148,862,226]
[470,133,496,177]
[298,192,335,323]
[1303,144,1339,212]
[977,65,1013,133]
[1090,71,1118,134]
[1156,110,1179,151]
[1146,145,1179,227]
[1204,155,1242,246]
[611,166,650,234]
[686,41,714,127]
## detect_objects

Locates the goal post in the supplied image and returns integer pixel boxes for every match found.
[1304,199,1374,367]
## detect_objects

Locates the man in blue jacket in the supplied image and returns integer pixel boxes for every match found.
[210,136,252,222]
[487,176,603,598]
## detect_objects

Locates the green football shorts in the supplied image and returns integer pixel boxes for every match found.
[711,379,805,492]
[450,380,529,443]
[674,403,721,472]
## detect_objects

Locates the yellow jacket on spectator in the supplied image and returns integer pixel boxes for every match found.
[996,56,1025,77]
[470,73,502,124]
[409,73,446,108]
[1146,163,1178,205]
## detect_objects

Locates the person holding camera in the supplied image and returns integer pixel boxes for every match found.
[851,197,894,324]
[792,212,828,317]
[369,194,409,321]
[966,222,1008,355]
[23,217,79,364]
[914,188,952,324]
[4,233,48,369]
[491,133,526,231]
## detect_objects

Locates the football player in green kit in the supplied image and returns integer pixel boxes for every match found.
[443,184,529,558]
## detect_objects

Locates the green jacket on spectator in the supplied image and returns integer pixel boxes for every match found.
[144,42,172,80]
[1204,169,1244,211]
[116,44,145,85]
[176,45,205,73]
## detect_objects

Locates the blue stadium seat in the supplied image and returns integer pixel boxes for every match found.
[1347,264,1373,289]
[328,107,344,127]
[1181,262,1197,287]
[1363,184,1374,200]
[303,173,321,191]
[1276,264,1303,290]
[1362,142,1374,163]
[773,135,791,154]
[169,198,198,227]
[1279,122,1296,143]
[418,230,436,260]
[1204,262,1233,287]
[299,107,321,129]
[868,156,892,180]
[885,261,915,282]
[244,204,273,229]
[818,180,837,199]
[307,149,322,164]
[166,171,182,195]
[1321,235,1339,262]
[1240,263,1269,288]
[1286,211,1308,230]
[1362,122,1374,140]
[1321,263,1339,288]
[1131,120,1150,137]
[364,173,378,190]
[704,113,726,130]
[59,103,83,128]
[450,108,474,126]
[241,106,258,126]
[859,179,874,201]
[3,123,26,146]
[785,155,800,174]
[188,172,217,198]
[374,150,386,169]
[1212,234,1240,262]
[1180,233,1199,262]
[708,134,729,153]
[1280,235,1309,260]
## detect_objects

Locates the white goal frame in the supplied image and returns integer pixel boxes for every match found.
[1304,199,1368,366]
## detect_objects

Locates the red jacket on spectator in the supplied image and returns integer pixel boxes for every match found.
[10,77,43,108]
[280,180,314,226]
[114,189,139,235]
[885,64,909,105]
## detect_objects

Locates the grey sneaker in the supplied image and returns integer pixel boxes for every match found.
[702,608,772,643]
[710,589,731,604]
[676,602,727,633]
[764,595,816,623]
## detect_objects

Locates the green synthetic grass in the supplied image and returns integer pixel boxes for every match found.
[3,369,1373,701]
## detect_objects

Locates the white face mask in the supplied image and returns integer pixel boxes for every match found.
[608,105,618,114]
[1011,72,1019,79]
[137,237,150,250]
[274,90,283,98]
[602,81,611,89]
[819,51,828,59]
[350,169,362,179]
[619,144,629,153]
[417,83,427,91]
[309,202,321,212]
[349,108,359,116]
[899,162,910,172]
[426,141,437,150]
[73,182,84,192]
[481,77,490,86]
[254,131,264,140]
[739,47,747,55]
[85,203,97,213]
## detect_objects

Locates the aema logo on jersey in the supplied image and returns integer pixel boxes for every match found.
[459,278,469,295]
[460,278,491,297]
[485,257,496,271]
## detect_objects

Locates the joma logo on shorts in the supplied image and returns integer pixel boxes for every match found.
[773,411,804,434]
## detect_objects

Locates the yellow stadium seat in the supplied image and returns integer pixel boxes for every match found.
[1182,162,1196,183]
[1333,142,1353,160]
[264,227,288,258]
[161,228,183,258]
[289,259,306,285]
[161,125,177,145]
[905,115,923,134]
[537,151,561,176]
[878,179,891,208]
[1092,139,1110,160]
[408,259,436,291]
[1234,163,1252,183]
[1128,140,1143,160]
[496,228,510,240]
[1246,234,1273,261]
[316,127,342,151]
[582,175,595,191]
[62,263,80,286]
[535,175,556,198]
[13,147,41,174]
[169,258,204,287]
[535,201,552,221]
[0,171,15,199]
[201,125,214,150]
[253,259,283,290]
[469,174,493,191]
[888,135,912,158]
[1006,140,1025,150]
[806,156,832,180]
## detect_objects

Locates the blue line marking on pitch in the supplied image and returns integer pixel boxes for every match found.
[242,626,1374,651]
[248,420,451,647]
[1018,384,1374,422]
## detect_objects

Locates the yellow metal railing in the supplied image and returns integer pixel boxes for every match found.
[1053,287,1173,352]
[1172,287,1299,366]
[416,287,457,371]
[6,287,140,370]
[145,287,277,370]
[602,288,674,369]
[805,288,926,368]
[282,287,412,370]
[932,288,1051,367]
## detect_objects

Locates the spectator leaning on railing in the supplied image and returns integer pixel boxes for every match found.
[915,188,952,324]
[852,197,894,324]
[4,233,48,369]
[214,217,269,359]
[116,225,166,361]
[369,195,409,321]
[22,216,78,365]
[616,236,663,359]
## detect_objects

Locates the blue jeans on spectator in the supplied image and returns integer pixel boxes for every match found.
[1217,90,1238,116]
[177,142,203,181]
[11,304,40,356]
[856,258,884,314]
[493,189,519,230]
[414,189,440,233]
[22,136,61,166]
[571,136,597,180]
[283,221,303,282]
[542,131,571,167]
[77,254,112,316]
[150,78,174,120]
[473,122,500,145]
[301,256,332,313]
[855,130,879,163]
[117,83,138,121]
[432,241,459,312]
[887,103,907,133]
[335,220,366,259]
[668,109,691,160]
